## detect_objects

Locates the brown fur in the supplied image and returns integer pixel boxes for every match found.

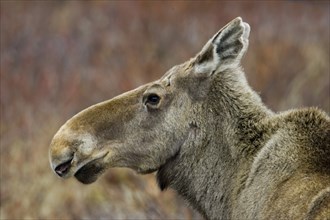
[49,18,330,219]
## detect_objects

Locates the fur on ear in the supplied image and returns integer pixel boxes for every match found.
[194,17,250,74]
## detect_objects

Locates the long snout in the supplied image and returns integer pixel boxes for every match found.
[49,87,144,183]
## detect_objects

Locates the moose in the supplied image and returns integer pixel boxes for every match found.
[49,18,330,219]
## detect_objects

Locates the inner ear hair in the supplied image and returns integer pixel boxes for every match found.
[213,17,249,64]
[195,17,250,74]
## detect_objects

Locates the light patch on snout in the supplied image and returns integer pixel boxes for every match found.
[76,132,97,156]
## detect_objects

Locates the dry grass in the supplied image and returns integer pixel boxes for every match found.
[1,1,329,219]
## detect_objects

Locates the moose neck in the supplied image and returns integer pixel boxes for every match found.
[157,68,272,219]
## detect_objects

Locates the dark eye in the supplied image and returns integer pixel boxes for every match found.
[145,93,160,106]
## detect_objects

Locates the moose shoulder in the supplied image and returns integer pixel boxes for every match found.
[49,17,330,219]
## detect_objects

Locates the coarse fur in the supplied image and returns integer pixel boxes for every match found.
[49,17,330,220]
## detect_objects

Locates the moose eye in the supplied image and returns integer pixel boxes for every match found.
[145,93,161,106]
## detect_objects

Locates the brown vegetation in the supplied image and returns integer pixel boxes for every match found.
[1,1,329,219]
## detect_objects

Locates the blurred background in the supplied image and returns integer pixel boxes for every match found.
[1,1,329,219]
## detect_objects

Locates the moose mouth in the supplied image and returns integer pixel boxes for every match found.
[74,155,108,184]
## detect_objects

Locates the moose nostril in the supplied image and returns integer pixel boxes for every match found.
[55,158,73,177]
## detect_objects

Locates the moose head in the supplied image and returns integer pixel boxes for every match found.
[49,17,251,185]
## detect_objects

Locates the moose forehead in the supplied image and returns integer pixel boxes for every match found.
[160,61,194,83]
[117,62,193,97]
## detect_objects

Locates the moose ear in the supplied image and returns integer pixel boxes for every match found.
[194,17,250,74]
